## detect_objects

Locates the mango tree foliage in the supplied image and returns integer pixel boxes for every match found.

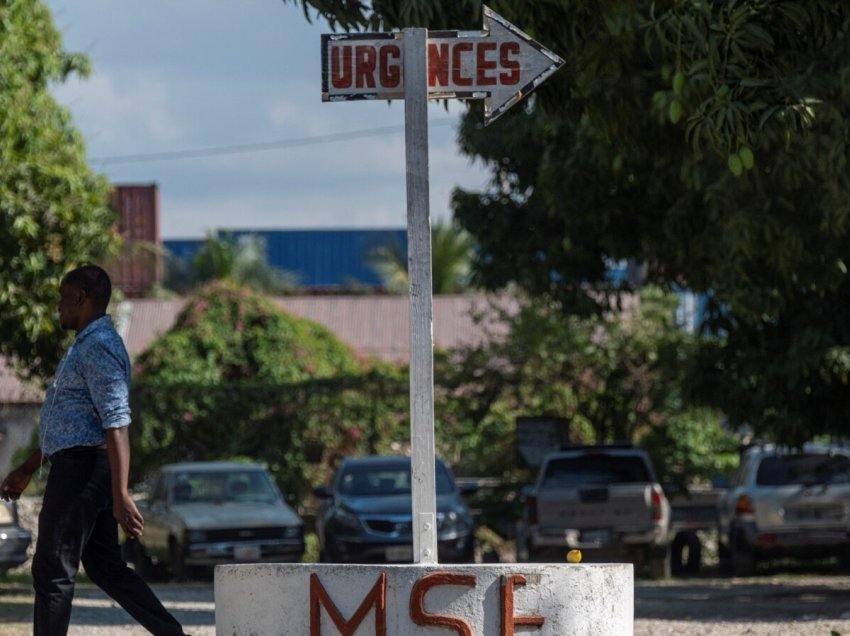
[288,0,850,441]
[1,0,115,381]
[434,288,738,484]
[131,281,384,496]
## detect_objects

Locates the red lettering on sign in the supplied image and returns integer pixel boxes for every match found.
[500,574,545,635]
[499,42,521,85]
[310,572,387,636]
[428,42,450,87]
[330,45,353,89]
[476,42,498,86]
[354,45,378,88]
[451,42,474,86]
[410,572,475,635]
[379,44,401,87]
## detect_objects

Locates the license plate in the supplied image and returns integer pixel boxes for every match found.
[385,545,413,562]
[580,529,611,546]
[234,545,261,561]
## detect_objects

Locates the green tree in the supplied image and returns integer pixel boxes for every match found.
[367,219,474,294]
[289,1,850,441]
[434,288,736,481]
[130,281,412,498]
[0,0,116,380]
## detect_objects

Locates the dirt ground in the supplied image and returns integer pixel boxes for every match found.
[6,498,850,633]
[2,571,850,635]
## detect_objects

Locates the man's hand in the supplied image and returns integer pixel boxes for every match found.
[114,493,145,539]
[0,468,32,502]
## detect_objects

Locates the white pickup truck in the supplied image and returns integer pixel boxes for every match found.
[515,445,671,579]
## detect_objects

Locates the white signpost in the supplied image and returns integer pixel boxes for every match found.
[321,6,564,565]
[216,10,633,635]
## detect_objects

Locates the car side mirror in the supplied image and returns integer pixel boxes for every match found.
[313,485,332,499]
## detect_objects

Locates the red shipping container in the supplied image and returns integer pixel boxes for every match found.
[107,184,162,298]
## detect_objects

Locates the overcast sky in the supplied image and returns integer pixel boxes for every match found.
[45,0,491,239]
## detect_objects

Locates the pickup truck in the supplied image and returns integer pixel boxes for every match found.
[515,445,671,579]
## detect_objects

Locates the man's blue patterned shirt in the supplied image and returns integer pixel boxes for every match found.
[39,315,132,458]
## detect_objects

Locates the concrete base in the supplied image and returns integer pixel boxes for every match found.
[215,562,633,635]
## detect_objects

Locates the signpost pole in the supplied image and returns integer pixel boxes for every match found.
[403,27,438,565]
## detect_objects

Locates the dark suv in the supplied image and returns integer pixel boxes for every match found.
[314,456,477,563]
[717,443,850,576]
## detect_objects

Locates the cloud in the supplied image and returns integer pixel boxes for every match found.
[53,72,186,152]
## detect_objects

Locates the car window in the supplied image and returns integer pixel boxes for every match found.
[756,454,850,486]
[338,462,454,496]
[172,470,280,504]
[541,455,651,488]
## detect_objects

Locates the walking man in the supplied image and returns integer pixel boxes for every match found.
[0,264,185,635]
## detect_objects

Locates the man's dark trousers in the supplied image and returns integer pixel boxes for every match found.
[32,446,184,636]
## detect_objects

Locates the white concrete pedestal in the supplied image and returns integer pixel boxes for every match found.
[215,563,633,635]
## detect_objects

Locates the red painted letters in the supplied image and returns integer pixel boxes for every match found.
[501,574,545,635]
[379,45,401,87]
[329,41,524,91]
[428,42,450,87]
[475,42,498,86]
[310,573,387,636]
[410,572,476,635]
[308,570,546,634]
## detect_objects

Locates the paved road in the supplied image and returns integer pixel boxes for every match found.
[2,573,850,634]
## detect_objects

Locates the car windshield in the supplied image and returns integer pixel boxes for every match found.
[756,454,850,486]
[542,455,651,488]
[338,462,455,496]
[171,469,280,504]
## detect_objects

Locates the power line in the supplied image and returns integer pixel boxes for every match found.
[89,117,458,165]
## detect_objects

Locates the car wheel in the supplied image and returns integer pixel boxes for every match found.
[124,539,153,581]
[646,551,671,581]
[169,540,189,582]
[730,537,756,577]
[671,531,702,575]
[322,541,344,564]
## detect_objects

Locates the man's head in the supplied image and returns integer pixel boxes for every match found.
[58,265,112,332]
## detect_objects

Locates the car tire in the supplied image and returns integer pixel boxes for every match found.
[646,550,672,580]
[169,540,189,582]
[730,535,756,577]
[124,539,155,581]
[671,531,702,575]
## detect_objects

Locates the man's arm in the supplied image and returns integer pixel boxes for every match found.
[0,449,42,501]
[105,426,144,539]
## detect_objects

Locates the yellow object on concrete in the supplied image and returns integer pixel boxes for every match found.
[566,549,582,563]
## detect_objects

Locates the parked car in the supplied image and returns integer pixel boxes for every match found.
[0,501,31,575]
[124,461,304,580]
[314,455,477,563]
[717,443,850,576]
[515,444,672,579]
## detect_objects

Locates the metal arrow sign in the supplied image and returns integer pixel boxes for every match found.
[322,5,564,124]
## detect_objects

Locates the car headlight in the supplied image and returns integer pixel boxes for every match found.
[438,510,470,535]
[188,530,206,543]
[282,526,301,540]
[333,507,362,532]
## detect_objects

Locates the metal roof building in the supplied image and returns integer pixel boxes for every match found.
[165,229,408,290]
